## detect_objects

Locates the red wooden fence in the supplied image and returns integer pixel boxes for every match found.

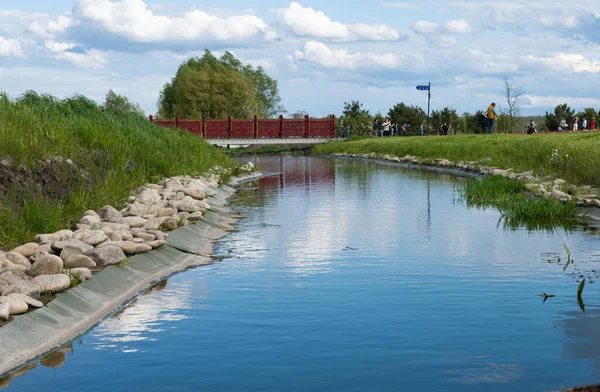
[149,114,336,139]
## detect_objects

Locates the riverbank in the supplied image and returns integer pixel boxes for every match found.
[316,134,600,188]
[0,92,233,250]
[0,169,262,377]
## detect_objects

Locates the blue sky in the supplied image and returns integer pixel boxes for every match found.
[1,0,600,117]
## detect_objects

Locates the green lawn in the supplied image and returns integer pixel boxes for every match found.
[0,92,233,249]
[317,133,600,187]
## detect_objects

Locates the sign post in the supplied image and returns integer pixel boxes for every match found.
[416,83,431,135]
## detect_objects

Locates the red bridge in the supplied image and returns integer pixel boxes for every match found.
[150,114,337,145]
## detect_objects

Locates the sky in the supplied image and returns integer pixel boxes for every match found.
[1,0,600,117]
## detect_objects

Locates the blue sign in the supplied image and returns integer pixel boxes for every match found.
[416,85,430,91]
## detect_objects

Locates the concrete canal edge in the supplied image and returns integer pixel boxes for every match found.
[0,173,262,377]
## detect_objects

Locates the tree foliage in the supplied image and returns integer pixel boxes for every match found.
[387,103,426,135]
[431,107,458,132]
[503,74,525,133]
[338,100,372,136]
[158,50,283,119]
[545,103,575,130]
[103,90,144,117]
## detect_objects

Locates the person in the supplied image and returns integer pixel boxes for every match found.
[438,124,443,135]
[419,123,424,136]
[559,117,568,131]
[442,122,449,135]
[373,118,381,137]
[382,118,391,137]
[487,103,497,134]
[591,118,596,131]
[583,118,588,131]
[401,123,408,136]
[526,120,535,134]
[573,116,579,131]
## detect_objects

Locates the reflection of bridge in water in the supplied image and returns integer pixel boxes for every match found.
[247,156,336,191]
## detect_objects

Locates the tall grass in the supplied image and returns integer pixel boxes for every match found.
[316,134,600,187]
[0,91,233,249]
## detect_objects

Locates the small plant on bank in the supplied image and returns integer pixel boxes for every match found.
[68,270,83,287]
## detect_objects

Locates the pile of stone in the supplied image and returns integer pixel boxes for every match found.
[0,163,255,321]
[332,152,600,208]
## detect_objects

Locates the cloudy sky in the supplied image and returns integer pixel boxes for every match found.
[1,0,600,117]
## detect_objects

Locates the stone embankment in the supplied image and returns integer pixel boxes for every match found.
[0,162,255,322]
[331,152,600,209]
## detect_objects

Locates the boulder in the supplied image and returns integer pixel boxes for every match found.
[162,218,179,231]
[79,231,109,246]
[146,230,165,242]
[63,254,97,269]
[5,252,32,268]
[34,233,61,244]
[135,244,153,253]
[34,274,71,294]
[80,215,101,226]
[30,255,64,277]
[98,205,122,221]
[64,268,92,282]
[60,246,86,262]
[98,241,137,255]
[0,303,9,320]
[97,222,131,232]
[55,230,74,241]
[107,232,122,242]
[0,271,41,299]
[148,240,166,249]
[131,238,144,244]
[0,297,29,315]
[83,210,100,219]
[116,230,133,241]
[51,239,93,254]
[6,293,42,308]
[11,243,41,258]
[591,199,600,209]
[188,211,203,221]
[567,184,578,196]
[85,246,126,266]
[122,216,147,228]
[551,189,571,201]
[133,232,155,242]
[144,217,167,230]
[125,203,158,217]
[182,188,206,201]
[157,207,176,218]
[138,189,161,205]
[554,179,567,186]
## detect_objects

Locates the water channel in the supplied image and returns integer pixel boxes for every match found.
[4,156,600,391]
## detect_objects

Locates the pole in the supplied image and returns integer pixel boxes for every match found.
[427,82,431,135]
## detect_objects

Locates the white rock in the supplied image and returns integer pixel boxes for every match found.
[0,297,29,315]
[34,233,61,244]
[98,205,123,221]
[122,216,147,228]
[144,217,167,230]
[51,239,93,253]
[133,232,155,242]
[34,274,71,294]
[135,244,153,253]
[55,230,74,241]
[107,232,122,242]
[147,240,166,249]
[5,252,32,268]
[0,271,41,299]
[85,246,127,266]
[11,243,41,258]
[64,268,92,282]
[83,210,100,219]
[551,189,571,201]
[98,241,137,255]
[80,215,101,226]
[138,189,161,204]
[30,255,64,277]
[6,293,43,308]
[182,188,206,200]
[63,254,97,269]
[0,303,9,320]
[79,231,109,246]
[146,230,165,242]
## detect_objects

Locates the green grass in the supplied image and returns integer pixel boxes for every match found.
[0,91,233,249]
[455,176,580,230]
[316,133,600,187]
[224,144,313,156]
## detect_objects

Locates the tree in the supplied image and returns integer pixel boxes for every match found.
[103,90,144,117]
[338,100,373,136]
[576,108,598,126]
[387,103,426,135]
[503,74,525,133]
[461,111,486,134]
[158,50,283,119]
[431,107,458,133]
[545,103,575,130]
[289,110,308,119]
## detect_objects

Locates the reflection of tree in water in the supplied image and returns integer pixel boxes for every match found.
[562,309,600,380]
[0,344,74,388]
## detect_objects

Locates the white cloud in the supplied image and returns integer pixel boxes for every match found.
[277,2,400,41]
[29,15,73,38]
[292,40,422,70]
[524,94,600,108]
[0,36,24,57]
[524,53,600,74]
[411,21,439,34]
[45,40,108,69]
[72,0,274,44]
[444,19,471,34]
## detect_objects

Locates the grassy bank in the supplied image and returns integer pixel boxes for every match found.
[0,91,233,250]
[316,134,600,187]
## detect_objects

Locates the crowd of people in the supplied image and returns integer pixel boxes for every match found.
[370,103,599,137]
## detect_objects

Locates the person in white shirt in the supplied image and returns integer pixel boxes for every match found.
[573,116,579,131]
[583,118,588,130]
[382,118,391,137]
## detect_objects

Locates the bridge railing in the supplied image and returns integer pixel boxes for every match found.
[149,114,336,139]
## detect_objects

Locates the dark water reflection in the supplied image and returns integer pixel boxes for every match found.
[4,156,600,391]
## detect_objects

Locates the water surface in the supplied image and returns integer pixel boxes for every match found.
[4,156,600,392]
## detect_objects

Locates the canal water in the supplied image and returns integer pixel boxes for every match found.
[4,156,600,391]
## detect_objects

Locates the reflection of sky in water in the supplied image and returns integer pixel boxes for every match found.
[90,281,193,354]
[7,156,600,392]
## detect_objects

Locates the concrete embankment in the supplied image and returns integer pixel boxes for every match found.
[0,173,261,377]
